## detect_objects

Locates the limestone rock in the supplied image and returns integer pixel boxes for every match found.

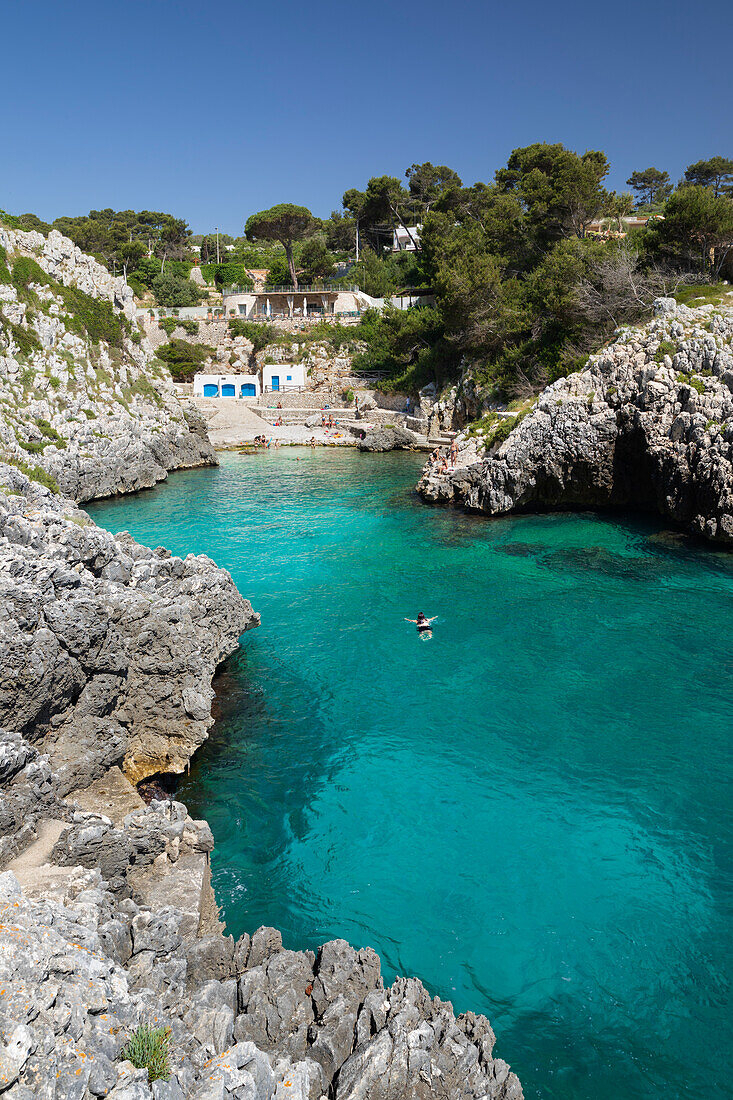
[359,426,418,452]
[419,301,733,545]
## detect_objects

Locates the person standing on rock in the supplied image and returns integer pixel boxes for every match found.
[450,438,458,467]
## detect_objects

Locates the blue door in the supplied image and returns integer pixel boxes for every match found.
[203,383,219,397]
[221,384,235,397]
[241,383,256,397]
[271,375,280,392]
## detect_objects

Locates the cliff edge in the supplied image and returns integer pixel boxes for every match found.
[419,298,733,544]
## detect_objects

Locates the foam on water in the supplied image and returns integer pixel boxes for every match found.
[89,448,733,1100]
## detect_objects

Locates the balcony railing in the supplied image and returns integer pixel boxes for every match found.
[223,284,359,296]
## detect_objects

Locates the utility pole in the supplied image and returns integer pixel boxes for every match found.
[215,226,220,265]
[355,217,360,263]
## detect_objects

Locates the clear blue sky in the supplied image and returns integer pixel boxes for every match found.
[2,0,730,235]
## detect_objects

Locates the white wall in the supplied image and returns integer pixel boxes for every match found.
[262,363,306,392]
[193,373,260,397]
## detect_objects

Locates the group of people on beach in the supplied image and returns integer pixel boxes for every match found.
[428,438,458,473]
[253,435,280,449]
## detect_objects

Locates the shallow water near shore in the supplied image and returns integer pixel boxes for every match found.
[89,448,733,1100]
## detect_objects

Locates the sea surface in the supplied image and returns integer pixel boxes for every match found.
[88,448,733,1100]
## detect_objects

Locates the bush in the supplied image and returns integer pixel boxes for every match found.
[655,339,676,362]
[158,317,178,337]
[36,418,66,447]
[61,285,123,346]
[3,455,59,493]
[200,262,253,289]
[12,256,52,292]
[120,1024,171,1084]
[152,272,202,308]
[156,339,214,381]
[227,319,275,351]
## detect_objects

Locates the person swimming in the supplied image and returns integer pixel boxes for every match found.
[405,612,437,638]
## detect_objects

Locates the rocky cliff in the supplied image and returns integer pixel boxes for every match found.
[419,298,733,544]
[0,225,216,502]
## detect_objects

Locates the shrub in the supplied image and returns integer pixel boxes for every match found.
[119,1024,171,1084]
[655,339,676,362]
[36,418,66,447]
[201,262,253,289]
[156,339,214,381]
[0,246,11,285]
[180,319,199,335]
[18,438,47,453]
[676,371,705,394]
[3,455,59,493]
[152,272,202,308]
[11,256,52,292]
[158,317,178,337]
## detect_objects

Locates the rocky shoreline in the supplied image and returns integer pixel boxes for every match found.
[0,226,523,1098]
[418,298,733,545]
[0,464,522,1099]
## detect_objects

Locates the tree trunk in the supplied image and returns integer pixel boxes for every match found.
[285,241,298,290]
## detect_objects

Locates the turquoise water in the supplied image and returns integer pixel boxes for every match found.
[89,449,733,1100]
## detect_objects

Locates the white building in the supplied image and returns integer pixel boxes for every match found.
[192,361,307,397]
[193,373,260,398]
[262,362,306,393]
[221,285,381,322]
[392,224,422,252]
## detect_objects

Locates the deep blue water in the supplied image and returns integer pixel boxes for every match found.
[88,449,733,1100]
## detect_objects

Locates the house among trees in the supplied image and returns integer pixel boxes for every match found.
[392,224,422,251]
[222,285,379,321]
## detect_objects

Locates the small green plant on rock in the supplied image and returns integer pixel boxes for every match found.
[676,371,705,394]
[655,340,676,362]
[120,1024,171,1083]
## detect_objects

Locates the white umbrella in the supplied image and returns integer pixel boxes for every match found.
[266,298,271,317]
[303,296,307,317]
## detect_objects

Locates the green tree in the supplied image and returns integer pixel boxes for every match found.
[298,237,335,282]
[119,240,146,280]
[495,143,610,246]
[405,162,462,214]
[625,167,672,208]
[683,157,733,197]
[245,204,317,289]
[52,209,191,273]
[265,256,293,287]
[156,339,214,381]
[604,191,635,234]
[151,271,201,307]
[323,210,355,252]
[343,176,415,251]
[647,185,733,275]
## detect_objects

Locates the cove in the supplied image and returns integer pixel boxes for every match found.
[88,448,733,1100]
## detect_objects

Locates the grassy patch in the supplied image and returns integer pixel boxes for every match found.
[676,371,705,394]
[672,283,733,308]
[125,376,164,407]
[655,339,676,362]
[120,1024,171,1084]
